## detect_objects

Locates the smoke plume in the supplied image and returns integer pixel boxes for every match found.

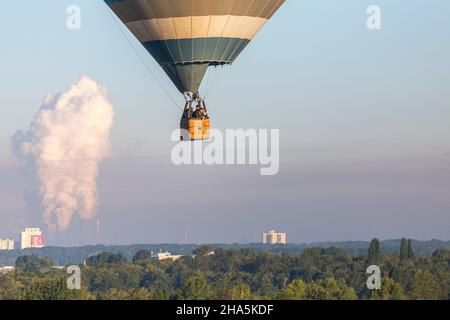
[12,77,114,231]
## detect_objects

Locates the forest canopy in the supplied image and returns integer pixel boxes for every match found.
[1,241,448,300]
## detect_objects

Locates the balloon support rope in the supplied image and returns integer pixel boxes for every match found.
[104,3,182,112]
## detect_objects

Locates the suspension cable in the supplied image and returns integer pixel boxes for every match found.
[105,5,182,111]
[204,65,228,100]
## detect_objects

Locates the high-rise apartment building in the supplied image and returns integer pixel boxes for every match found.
[20,228,45,250]
[262,230,287,245]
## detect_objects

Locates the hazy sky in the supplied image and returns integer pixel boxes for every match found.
[0,1,449,244]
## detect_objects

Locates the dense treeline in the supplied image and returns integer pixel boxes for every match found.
[1,242,449,300]
[1,239,449,266]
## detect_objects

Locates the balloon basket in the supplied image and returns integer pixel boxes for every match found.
[180,118,211,141]
[180,97,210,141]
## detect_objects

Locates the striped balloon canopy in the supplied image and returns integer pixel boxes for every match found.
[105,0,285,94]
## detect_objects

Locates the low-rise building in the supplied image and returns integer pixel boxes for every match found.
[0,266,15,274]
[152,251,182,261]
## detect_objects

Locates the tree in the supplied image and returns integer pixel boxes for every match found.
[23,276,84,300]
[277,279,308,300]
[178,275,211,300]
[1,246,449,300]
[409,269,440,300]
[368,238,381,265]
[86,252,127,267]
[132,250,152,264]
[15,255,53,272]
[407,239,414,259]
[220,284,254,300]
[282,278,357,300]
[313,278,357,300]
[304,282,328,300]
[128,288,153,300]
[101,288,152,300]
[139,268,172,293]
[85,263,142,292]
[102,288,130,300]
[370,277,406,300]
[432,249,449,259]
[400,239,415,261]
[400,238,408,261]
[152,290,170,300]
[0,274,23,300]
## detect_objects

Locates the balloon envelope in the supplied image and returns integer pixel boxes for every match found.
[105,0,285,94]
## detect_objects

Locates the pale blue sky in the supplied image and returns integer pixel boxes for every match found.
[0,1,449,244]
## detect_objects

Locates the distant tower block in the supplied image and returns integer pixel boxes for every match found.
[21,228,45,250]
[0,239,15,250]
[262,230,287,245]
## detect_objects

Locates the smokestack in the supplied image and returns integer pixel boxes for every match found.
[12,77,114,233]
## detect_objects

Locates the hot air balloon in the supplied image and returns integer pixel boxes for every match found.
[105,0,285,140]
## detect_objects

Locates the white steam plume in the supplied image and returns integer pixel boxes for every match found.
[12,77,114,231]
